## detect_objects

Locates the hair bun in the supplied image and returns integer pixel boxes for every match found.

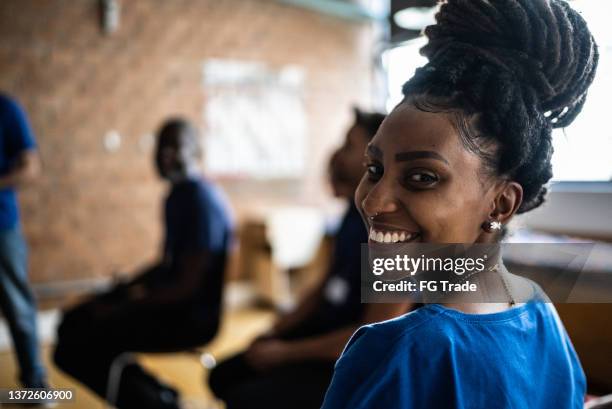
[420,0,598,128]
[401,0,599,214]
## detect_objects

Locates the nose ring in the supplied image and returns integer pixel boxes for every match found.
[368,212,379,221]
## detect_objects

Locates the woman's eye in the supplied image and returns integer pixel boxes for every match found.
[405,171,439,187]
[366,163,383,181]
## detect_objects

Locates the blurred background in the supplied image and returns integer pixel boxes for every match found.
[0,0,611,408]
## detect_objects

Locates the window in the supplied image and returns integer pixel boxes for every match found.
[383,0,612,182]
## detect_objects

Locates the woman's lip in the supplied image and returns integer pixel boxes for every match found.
[369,222,419,233]
[368,228,421,244]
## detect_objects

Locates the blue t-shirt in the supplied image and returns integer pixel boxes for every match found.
[161,177,234,312]
[322,301,585,409]
[0,94,37,230]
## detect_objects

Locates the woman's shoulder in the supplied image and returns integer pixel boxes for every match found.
[339,300,557,365]
[338,306,448,363]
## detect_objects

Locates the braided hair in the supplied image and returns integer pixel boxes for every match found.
[401,0,598,213]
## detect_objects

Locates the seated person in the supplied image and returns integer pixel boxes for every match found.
[320,1,596,408]
[54,118,233,409]
[208,108,411,409]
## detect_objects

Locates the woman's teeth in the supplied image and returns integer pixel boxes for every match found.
[369,229,419,243]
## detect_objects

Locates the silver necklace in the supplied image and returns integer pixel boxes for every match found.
[444,262,516,306]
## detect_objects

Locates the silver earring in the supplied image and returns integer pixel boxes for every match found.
[488,220,502,231]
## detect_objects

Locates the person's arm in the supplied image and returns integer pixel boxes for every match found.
[0,150,40,188]
[123,262,166,287]
[105,261,174,301]
[0,96,39,188]
[246,302,411,369]
[125,250,209,307]
[90,250,210,319]
[262,279,327,338]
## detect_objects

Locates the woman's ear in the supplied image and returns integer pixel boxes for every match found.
[490,181,523,224]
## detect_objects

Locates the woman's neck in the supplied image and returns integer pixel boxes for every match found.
[441,302,521,315]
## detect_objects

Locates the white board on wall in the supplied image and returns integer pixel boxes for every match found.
[202,59,307,180]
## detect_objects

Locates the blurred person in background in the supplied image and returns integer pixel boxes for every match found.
[0,93,46,389]
[208,108,412,409]
[54,118,234,409]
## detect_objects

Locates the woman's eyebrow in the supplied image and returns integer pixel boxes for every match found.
[395,151,449,165]
[366,144,383,159]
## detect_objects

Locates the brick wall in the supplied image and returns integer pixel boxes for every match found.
[0,0,375,283]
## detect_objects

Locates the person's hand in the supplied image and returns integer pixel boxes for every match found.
[250,329,278,346]
[90,301,123,319]
[245,339,293,370]
[126,284,148,301]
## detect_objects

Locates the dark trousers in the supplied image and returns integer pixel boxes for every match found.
[209,351,335,409]
[54,286,219,409]
[0,226,46,387]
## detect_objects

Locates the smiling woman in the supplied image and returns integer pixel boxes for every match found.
[360,103,504,244]
[321,0,600,408]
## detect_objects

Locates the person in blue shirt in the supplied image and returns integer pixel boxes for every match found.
[321,1,598,408]
[54,118,234,409]
[0,93,46,388]
[208,108,411,409]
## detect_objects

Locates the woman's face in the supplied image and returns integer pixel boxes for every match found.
[356,102,502,244]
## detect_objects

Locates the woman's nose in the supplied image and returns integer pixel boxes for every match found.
[361,180,398,217]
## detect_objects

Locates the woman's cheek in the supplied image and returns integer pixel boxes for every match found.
[408,194,464,243]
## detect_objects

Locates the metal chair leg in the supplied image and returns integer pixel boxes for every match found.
[105,352,136,409]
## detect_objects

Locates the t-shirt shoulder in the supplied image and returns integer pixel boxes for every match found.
[336,306,444,368]
[187,179,229,208]
[324,301,581,409]
[173,179,223,213]
[0,94,19,112]
[0,94,37,151]
[338,301,550,370]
